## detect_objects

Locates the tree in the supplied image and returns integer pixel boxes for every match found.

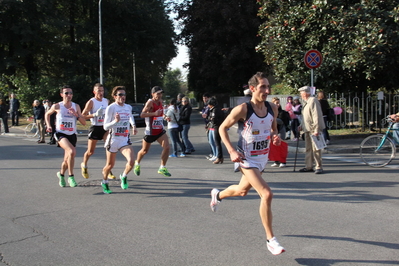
[0,0,177,108]
[176,0,270,98]
[163,68,184,99]
[257,0,399,93]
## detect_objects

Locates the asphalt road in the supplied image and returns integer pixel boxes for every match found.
[1,113,398,266]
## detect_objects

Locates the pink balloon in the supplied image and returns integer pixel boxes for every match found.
[333,106,342,115]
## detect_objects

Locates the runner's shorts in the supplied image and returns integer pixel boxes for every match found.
[143,130,166,143]
[105,136,132,153]
[88,125,107,140]
[55,132,77,147]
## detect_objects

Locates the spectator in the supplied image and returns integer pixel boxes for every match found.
[165,98,185,158]
[285,96,293,140]
[9,93,20,126]
[44,100,56,145]
[317,91,331,145]
[179,96,195,154]
[298,86,325,174]
[201,93,213,159]
[290,96,302,141]
[270,97,289,167]
[207,97,224,164]
[0,99,9,133]
[33,100,46,143]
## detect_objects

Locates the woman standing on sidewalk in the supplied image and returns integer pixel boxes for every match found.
[207,97,224,164]
[165,98,185,158]
[179,96,195,154]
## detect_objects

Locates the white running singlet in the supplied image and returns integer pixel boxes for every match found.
[89,97,108,126]
[56,102,78,135]
[103,103,135,152]
[236,102,274,171]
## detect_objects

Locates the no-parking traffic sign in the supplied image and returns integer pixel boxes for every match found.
[304,49,323,69]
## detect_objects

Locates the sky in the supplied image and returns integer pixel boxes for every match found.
[168,44,188,76]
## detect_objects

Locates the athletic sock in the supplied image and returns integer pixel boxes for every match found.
[217,192,222,202]
[102,180,108,184]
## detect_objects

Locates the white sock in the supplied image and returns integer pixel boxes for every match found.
[102,180,108,184]
[122,172,127,177]
[159,165,165,169]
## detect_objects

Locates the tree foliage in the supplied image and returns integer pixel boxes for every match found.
[257,0,399,93]
[0,0,176,108]
[176,0,270,98]
[162,68,184,99]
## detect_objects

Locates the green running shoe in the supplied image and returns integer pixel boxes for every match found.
[102,182,112,194]
[134,163,140,176]
[120,175,128,189]
[57,172,66,187]
[158,167,171,177]
[68,176,77,187]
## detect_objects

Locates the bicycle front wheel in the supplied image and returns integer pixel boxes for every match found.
[360,134,396,167]
[25,123,38,138]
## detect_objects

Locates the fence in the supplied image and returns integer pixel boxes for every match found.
[230,92,399,131]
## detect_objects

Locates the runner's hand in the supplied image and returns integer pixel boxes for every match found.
[230,150,245,163]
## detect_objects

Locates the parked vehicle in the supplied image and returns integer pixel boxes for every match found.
[129,103,145,127]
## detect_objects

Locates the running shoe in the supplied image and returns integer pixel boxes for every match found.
[81,163,89,179]
[279,163,286,168]
[120,175,128,189]
[210,188,220,212]
[102,182,112,194]
[209,156,217,161]
[267,237,285,255]
[169,154,178,158]
[68,176,77,187]
[179,153,186,157]
[57,172,66,187]
[134,163,140,176]
[158,167,171,177]
[271,163,279,167]
[108,171,116,179]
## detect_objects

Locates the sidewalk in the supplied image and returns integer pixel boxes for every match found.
[286,133,370,154]
[2,118,368,154]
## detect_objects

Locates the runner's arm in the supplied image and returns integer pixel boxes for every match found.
[219,104,247,162]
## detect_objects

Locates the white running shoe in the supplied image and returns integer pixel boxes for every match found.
[210,188,220,212]
[267,237,285,255]
[271,163,279,167]
[279,163,286,168]
[209,156,217,161]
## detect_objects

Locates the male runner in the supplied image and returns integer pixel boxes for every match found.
[134,86,171,177]
[80,83,115,179]
[101,86,137,194]
[45,86,86,188]
[209,72,285,255]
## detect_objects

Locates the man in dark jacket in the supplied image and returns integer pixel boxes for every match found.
[9,93,20,126]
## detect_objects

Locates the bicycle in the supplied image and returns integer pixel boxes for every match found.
[24,121,39,138]
[360,116,399,167]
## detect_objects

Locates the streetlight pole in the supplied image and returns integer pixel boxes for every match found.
[98,0,103,84]
[133,53,137,103]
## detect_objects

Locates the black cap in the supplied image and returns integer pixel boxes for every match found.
[151,86,163,94]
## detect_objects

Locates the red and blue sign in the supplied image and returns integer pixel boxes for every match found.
[304,49,323,69]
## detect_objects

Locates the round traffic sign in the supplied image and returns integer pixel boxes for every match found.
[304,49,323,69]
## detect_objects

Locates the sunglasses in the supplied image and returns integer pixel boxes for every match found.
[64,92,73,95]
[116,93,126,96]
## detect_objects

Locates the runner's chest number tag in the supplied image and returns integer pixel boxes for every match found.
[152,117,163,129]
